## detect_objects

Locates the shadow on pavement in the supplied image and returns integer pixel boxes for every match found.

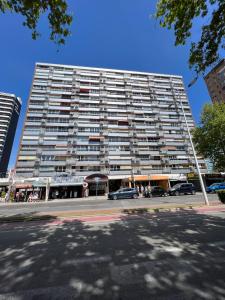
[0,209,225,299]
[0,212,57,223]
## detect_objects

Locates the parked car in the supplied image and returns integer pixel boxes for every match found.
[144,186,168,198]
[169,183,196,196]
[206,182,225,193]
[108,188,139,200]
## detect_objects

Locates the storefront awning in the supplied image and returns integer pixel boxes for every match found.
[127,175,169,181]
[15,184,33,189]
[85,173,108,184]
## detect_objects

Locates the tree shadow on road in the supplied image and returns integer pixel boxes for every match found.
[1,209,225,299]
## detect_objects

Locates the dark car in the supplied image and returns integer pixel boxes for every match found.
[108,188,139,200]
[144,186,168,198]
[206,182,225,193]
[169,183,196,196]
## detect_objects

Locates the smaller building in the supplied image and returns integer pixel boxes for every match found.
[0,92,21,176]
[204,59,225,104]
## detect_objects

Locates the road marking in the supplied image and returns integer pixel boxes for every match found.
[61,255,111,266]
[163,246,183,253]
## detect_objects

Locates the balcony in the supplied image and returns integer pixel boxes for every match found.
[75,161,100,166]
[171,168,191,174]
[109,160,131,165]
[109,170,131,176]
[40,161,67,166]
[17,161,35,168]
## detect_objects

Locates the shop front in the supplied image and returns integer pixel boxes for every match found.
[84,174,108,196]
[49,174,84,199]
[124,175,169,190]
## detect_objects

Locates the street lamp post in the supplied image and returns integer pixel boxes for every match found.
[171,83,209,206]
[94,177,100,198]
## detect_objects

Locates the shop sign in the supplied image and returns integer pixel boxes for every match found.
[52,174,83,184]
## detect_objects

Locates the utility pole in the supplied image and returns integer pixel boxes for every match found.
[171,81,209,206]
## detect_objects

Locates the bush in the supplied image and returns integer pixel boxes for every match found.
[1,191,6,198]
[217,190,225,204]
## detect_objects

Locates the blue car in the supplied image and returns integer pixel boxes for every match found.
[206,182,225,193]
[108,188,139,200]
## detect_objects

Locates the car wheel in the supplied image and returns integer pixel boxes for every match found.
[133,194,138,199]
[175,191,179,196]
[113,195,117,200]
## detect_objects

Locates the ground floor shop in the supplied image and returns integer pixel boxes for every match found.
[124,175,170,190]
[49,185,83,199]
[4,172,220,201]
[84,174,108,196]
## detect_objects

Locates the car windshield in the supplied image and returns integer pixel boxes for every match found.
[210,183,221,187]
[172,184,181,189]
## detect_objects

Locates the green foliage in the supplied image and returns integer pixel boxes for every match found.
[155,0,225,74]
[1,191,6,198]
[9,191,14,202]
[217,190,225,203]
[0,0,73,44]
[192,103,225,171]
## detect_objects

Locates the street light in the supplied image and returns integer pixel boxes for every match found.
[170,81,209,206]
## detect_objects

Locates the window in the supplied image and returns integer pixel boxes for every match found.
[41,155,55,161]
[110,165,120,171]
[90,128,100,132]
[55,166,66,172]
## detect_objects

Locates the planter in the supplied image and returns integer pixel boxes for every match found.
[217,190,225,204]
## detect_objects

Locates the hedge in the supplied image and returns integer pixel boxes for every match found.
[217,190,225,204]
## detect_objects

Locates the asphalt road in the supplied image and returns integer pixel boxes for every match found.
[0,193,218,217]
[0,209,225,299]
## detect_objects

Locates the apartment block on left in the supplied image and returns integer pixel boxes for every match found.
[0,92,21,176]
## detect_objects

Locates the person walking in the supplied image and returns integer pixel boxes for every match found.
[140,185,144,197]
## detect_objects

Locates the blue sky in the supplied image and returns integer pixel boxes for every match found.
[0,0,213,169]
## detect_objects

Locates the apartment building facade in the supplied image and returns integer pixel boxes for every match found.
[0,92,21,176]
[16,63,206,194]
[205,59,225,103]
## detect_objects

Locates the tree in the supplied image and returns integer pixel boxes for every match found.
[155,0,225,74]
[192,103,225,171]
[0,0,73,44]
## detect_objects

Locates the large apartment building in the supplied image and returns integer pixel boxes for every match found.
[16,63,206,192]
[205,59,225,103]
[0,92,21,176]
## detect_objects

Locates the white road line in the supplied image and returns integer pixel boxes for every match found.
[61,255,112,266]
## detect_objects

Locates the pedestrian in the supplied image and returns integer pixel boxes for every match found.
[5,191,9,202]
[85,187,89,197]
[135,185,139,194]
[15,192,20,202]
[147,185,152,198]
[20,192,25,202]
[140,185,144,197]
[28,193,33,202]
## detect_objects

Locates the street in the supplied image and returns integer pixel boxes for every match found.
[0,208,225,299]
[0,193,218,217]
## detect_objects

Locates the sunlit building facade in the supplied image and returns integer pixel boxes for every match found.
[16,63,206,190]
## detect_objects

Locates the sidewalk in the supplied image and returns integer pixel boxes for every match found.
[0,195,107,206]
[0,199,224,224]
[42,201,223,218]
